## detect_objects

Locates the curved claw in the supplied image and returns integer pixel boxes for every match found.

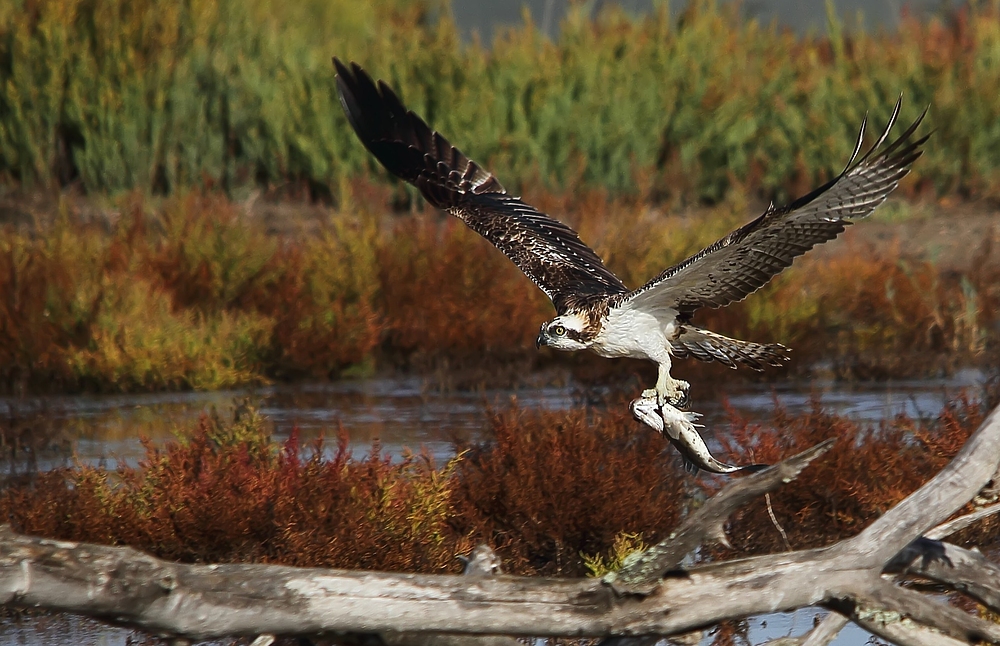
[664,379,691,409]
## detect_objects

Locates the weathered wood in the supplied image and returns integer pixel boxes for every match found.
[800,613,849,646]
[607,439,836,593]
[846,404,1000,565]
[834,597,969,646]
[888,537,1000,612]
[860,579,1000,643]
[378,546,522,646]
[926,501,1000,540]
[0,527,858,639]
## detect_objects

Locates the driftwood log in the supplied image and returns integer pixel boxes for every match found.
[1,405,999,645]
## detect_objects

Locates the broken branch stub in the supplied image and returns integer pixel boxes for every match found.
[605,438,836,594]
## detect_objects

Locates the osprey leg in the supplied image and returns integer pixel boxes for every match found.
[643,361,690,408]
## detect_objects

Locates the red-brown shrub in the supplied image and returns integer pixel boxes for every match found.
[450,402,688,575]
[712,394,989,556]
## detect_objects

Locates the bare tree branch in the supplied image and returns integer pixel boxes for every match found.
[0,406,998,644]
[846,405,1000,565]
[607,439,836,593]
[380,546,522,646]
[800,613,849,646]
[887,537,1000,612]
[833,596,970,646]
[859,578,1000,643]
[927,501,1000,540]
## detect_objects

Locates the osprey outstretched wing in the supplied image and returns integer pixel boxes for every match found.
[617,98,928,316]
[335,57,929,426]
[334,58,627,315]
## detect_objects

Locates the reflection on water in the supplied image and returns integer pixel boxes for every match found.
[0,370,987,646]
[0,613,125,646]
[0,369,986,474]
[0,608,894,646]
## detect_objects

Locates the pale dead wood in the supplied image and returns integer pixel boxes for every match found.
[606,439,836,593]
[378,546,522,646]
[887,537,1000,611]
[927,501,1000,540]
[800,613,849,646]
[844,404,1000,565]
[835,598,969,646]
[759,613,849,646]
[858,578,1000,643]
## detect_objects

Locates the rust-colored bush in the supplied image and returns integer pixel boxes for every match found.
[449,402,687,576]
[3,406,462,572]
[712,393,989,557]
[376,215,550,365]
[0,189,997,394]
[0,394,995,576]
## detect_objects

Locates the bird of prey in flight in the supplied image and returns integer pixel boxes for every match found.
[334,58,927,410]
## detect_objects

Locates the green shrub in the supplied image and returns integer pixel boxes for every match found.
[2,0,1000,200]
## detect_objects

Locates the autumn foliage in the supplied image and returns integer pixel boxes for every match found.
[1,189,997,395]
[2,391,995,577]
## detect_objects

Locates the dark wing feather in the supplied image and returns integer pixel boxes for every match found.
[618,98,929,315]
[334,59,627,313]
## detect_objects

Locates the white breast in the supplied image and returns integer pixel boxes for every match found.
[591,305,677,361]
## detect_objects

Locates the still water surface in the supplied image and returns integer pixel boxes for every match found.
[0,370,986,645]
[0,369,985,473]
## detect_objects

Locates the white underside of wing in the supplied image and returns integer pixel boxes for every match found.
[591,302,678,362]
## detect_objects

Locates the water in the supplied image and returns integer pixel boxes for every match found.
[451,0,955,40]
[0,609,882,645]
[0,370,985,645]
[0,369,983,474]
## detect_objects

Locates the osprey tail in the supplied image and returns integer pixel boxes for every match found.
[670,326,789,371]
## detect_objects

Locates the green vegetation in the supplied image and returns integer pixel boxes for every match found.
[3,394,994,574]
[582,531,648,577]
[2,0,1000,201]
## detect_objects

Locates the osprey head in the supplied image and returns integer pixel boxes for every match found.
[536,312,592,352]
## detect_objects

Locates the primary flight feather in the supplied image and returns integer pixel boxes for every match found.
[334,58,928,407]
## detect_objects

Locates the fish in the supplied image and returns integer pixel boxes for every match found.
[630,392,768,475]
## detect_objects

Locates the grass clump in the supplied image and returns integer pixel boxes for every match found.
[582,531,648,578]
[64,275,272,391]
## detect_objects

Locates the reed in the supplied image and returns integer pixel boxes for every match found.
[2,0,1000,201]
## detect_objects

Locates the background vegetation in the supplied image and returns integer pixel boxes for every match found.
[1,0,998,394]
[1,190,995,394]
[2,0,1000,201]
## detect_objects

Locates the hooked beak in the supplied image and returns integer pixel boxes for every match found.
[535,331,546,349]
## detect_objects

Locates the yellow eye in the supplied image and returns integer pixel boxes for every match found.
[553,325,566,336]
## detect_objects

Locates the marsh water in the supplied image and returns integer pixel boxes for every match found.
[0,369,985,476]
[0,369,987,645]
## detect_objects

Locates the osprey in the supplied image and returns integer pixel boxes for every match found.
[334,59,927,408]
